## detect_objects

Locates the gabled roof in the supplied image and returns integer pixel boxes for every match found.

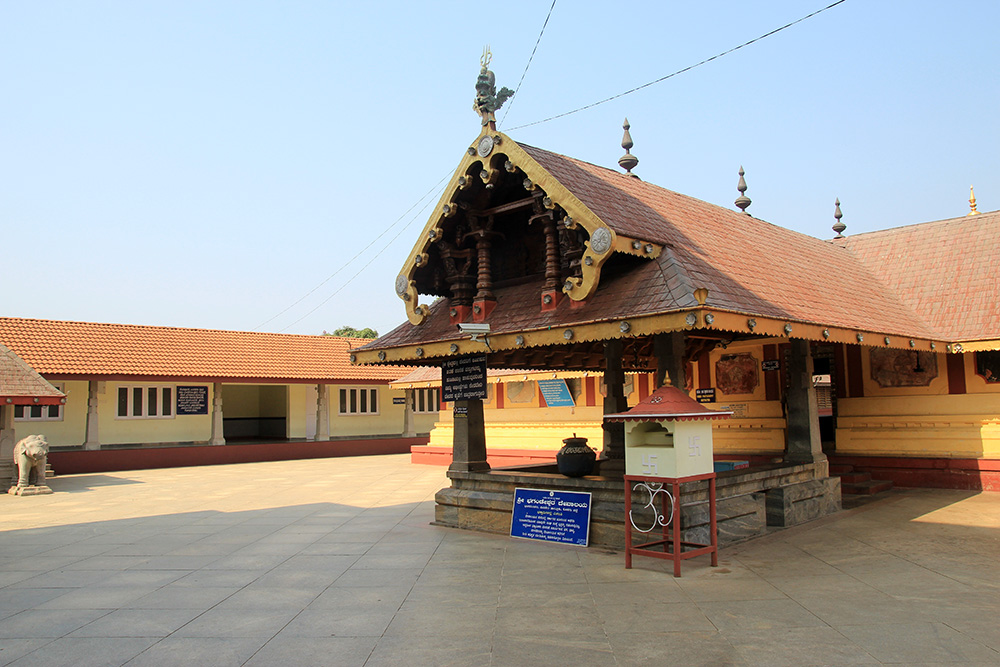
[0,318,414,383]
[519,143,934,337]
[359,137,970,364]
[0,343,66,405]
[840,210,1000,343]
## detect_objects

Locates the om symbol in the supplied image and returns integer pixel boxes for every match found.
[628,482,674,534]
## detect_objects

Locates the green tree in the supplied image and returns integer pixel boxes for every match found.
[324,326,378,339]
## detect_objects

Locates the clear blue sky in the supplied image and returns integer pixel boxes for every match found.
[5,1,998,337]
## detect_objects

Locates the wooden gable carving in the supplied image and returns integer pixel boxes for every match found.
[395,128,662,326]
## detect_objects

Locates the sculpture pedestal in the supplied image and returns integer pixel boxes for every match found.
[8,485,53,496]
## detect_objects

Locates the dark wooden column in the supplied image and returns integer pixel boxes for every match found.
[449,399,490,473]
[654,331,686,389]
[601,339,627,473]
[785,339,826,465]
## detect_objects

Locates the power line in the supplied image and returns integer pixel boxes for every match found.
[253,171,451,331]
[507,0,847,131]
[275,175,449,333]
[499,0,557,128]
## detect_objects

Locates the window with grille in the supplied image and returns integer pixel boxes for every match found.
[339,387,379,415]
[116,385,174,419]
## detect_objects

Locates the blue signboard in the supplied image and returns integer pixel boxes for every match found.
[510,488,592,546]
[537,379,575,407]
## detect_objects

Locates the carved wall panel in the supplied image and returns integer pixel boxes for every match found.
[869,348,938,387]
[716,353,759,395]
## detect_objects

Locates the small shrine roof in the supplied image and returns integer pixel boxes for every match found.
[604,385,731,422]
[0,343,66,405]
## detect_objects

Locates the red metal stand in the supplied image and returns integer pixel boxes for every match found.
[624,473,718,577]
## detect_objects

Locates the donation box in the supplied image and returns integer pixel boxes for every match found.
[606,385,731,478]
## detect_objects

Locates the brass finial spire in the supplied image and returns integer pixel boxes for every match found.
[832,198,846,238]
[734,166,751,214]
[618,118,639,176]
[968,186,980,215]
[473,46,513,130]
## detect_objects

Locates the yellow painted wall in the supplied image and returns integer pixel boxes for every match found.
[693,341,786,456]
[287,384,310,439]
[835,350,1000,458]
[13,380,89,447]
[328,384,414,437]
[103,383,212,445]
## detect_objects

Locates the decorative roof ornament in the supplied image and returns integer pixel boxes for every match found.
[832,198,846,238]
[618,118,639,176]
[968,185,980,216]
[734,166,751,214]
[473,46,514,129]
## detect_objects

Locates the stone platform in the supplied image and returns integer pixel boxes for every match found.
[435,461,841,549]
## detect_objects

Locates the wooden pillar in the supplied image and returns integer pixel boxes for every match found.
[82,380,101,450]
[449,399,490,472]
[654,332,686,389]
[785,339,826,465]
[601,339,627,473]
[210,382,225,446]
[315,384,330,441]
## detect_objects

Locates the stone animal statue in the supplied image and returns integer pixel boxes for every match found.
[13,434,49,488]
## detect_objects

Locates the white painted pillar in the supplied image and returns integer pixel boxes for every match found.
[315,384,330,442]
[210,382,225,446]
[403,389,416,437]
[82,380,101,450]
[0,404,15,460]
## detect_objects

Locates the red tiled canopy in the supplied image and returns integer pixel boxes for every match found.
[604,385,731,422]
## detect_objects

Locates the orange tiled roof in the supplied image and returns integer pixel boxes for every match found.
[0,343,65,404]
[364,142,954,355]
[0,318,414,383]
[841,210,1000,342]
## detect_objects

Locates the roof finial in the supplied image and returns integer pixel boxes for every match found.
[618,118,639,176]
[832,198,846,238]
[734,166,751,214]
[473,46,513,130]
[968,185,980,215]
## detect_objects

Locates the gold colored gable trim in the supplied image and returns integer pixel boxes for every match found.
[395,128,662,325]
[352,307,948,366]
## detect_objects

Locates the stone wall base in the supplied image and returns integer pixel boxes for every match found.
[434,462,840,550]
[766,477,842,527]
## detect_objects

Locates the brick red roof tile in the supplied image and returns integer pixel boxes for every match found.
[842,211,1000,341]
[366,142,957,354]
[0,318,414,382]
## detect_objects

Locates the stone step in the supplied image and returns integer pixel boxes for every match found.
[838,471,872,484]
[841,479,893,495]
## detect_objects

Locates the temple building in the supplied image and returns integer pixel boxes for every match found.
[0,318,434,483]
[352,56,999,546]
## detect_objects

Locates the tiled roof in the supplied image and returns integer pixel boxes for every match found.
[841,210,1000,342]
[605,386,731,422]
[0,318,414,382]
[0,343,65,404]
[364,142,947,353]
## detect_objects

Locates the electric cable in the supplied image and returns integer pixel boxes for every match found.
[507,0,847,131]
[499,0,557,128]
[253,171,451,331]
[275,176,449,333]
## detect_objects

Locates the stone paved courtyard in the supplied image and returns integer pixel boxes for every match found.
[1,454,998,666]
